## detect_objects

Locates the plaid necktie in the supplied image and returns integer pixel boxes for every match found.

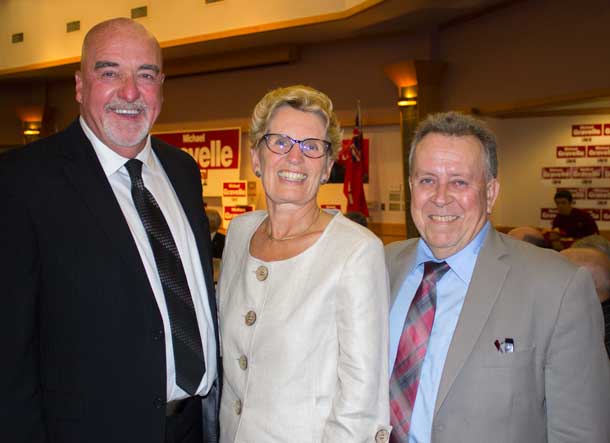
[389,260,450,442]
[125,159,205,395]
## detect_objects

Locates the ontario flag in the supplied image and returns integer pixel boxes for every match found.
[338,102,369,216]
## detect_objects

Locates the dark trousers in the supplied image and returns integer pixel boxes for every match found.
[165,397,203,443]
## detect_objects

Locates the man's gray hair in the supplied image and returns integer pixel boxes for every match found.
[409,111,498,180]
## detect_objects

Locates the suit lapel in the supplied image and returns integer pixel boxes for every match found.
[59,120,152,286]
[434,229,510,414]
[390,241,419,307]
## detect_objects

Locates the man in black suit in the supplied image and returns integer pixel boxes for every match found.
[206,209,226,260]
[0,18,220,443]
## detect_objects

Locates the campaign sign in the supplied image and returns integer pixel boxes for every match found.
[154,128,241,174]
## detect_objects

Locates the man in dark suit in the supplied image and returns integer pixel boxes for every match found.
[206,209,226,260]
[0,18,220,443]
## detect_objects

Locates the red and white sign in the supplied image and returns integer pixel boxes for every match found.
[321,204,342,210]
[587,145,610,158]
[572,166,602,179]
[602,209,610,222]
[584,208,602,221]
[540,208,558,220]
[572,124,601,137]
[556,145,586,159]
[223,205,255,222]
[587,187,610,200]
[223,181,247,198]
[541,167,571,179]
[604,124,610,136]
[222,180,256,207]
[557,187,586,200]
[154,128,240,172]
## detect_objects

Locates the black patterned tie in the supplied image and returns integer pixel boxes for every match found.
[125,159,205,395]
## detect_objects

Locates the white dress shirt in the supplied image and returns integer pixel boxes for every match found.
[80,117,217,401]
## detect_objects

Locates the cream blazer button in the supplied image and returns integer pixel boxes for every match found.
[375,429,390,443]
[255,265,268,281]
[239,355,248,370]
[245,310,257,326]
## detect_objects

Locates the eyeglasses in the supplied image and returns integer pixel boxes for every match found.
[260,133,331,159]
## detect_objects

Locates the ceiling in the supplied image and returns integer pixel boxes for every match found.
[0,0,512,83]
[4,0,607,117]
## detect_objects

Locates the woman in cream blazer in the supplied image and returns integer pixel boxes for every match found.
[217,85,390,442]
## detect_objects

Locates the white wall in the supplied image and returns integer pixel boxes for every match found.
[489,114,610,230]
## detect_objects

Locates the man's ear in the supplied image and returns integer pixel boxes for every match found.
[75,71,83,104]
[486,178,500,214]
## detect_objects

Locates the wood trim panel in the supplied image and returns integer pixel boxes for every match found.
[369,222,407,245]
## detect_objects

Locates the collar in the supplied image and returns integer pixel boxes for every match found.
[79,116,154,177]
[413,221,491,284]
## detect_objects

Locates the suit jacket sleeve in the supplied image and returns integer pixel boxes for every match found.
[0,153,46,442]
[545,266,610,443]
[322,235,391,442]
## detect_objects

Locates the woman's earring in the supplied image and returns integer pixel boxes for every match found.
[255,170,262,178]
[320,177,328,184]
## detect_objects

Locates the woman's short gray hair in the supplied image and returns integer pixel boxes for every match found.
[249,85,342,159]
[409,111,498,180]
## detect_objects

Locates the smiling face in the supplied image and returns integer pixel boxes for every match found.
[251,105,333,209]
[410,133,499,259]
[75,22,164,158]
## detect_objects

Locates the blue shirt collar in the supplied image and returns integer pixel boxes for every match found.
[413,221,491,285]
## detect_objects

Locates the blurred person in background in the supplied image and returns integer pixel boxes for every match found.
[552,190,599,239]
[345,210,369,228]
[561,247,610,358]
[506,225,547,247]
[206,208,226,259]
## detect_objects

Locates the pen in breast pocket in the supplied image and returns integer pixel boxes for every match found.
[494,339,503,353]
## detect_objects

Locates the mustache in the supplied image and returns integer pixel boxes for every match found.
[104,100,147,112]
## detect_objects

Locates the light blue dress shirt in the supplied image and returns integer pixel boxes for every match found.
[389,222,490,443]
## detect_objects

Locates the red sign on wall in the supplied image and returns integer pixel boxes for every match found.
[557,187,586,200]
[223,205,255,222]
[556,145,586,159]
[572,166,602,179]
[587,188,610,200]
[223,182,247,197]
[605,167,610,179]
[587,145,610,158]
[540,208,558,220]
[154,128,241,173]
[572,124,601,137]
[542,207,602,221]
[541,167,571,179]
[584,209,602,221]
